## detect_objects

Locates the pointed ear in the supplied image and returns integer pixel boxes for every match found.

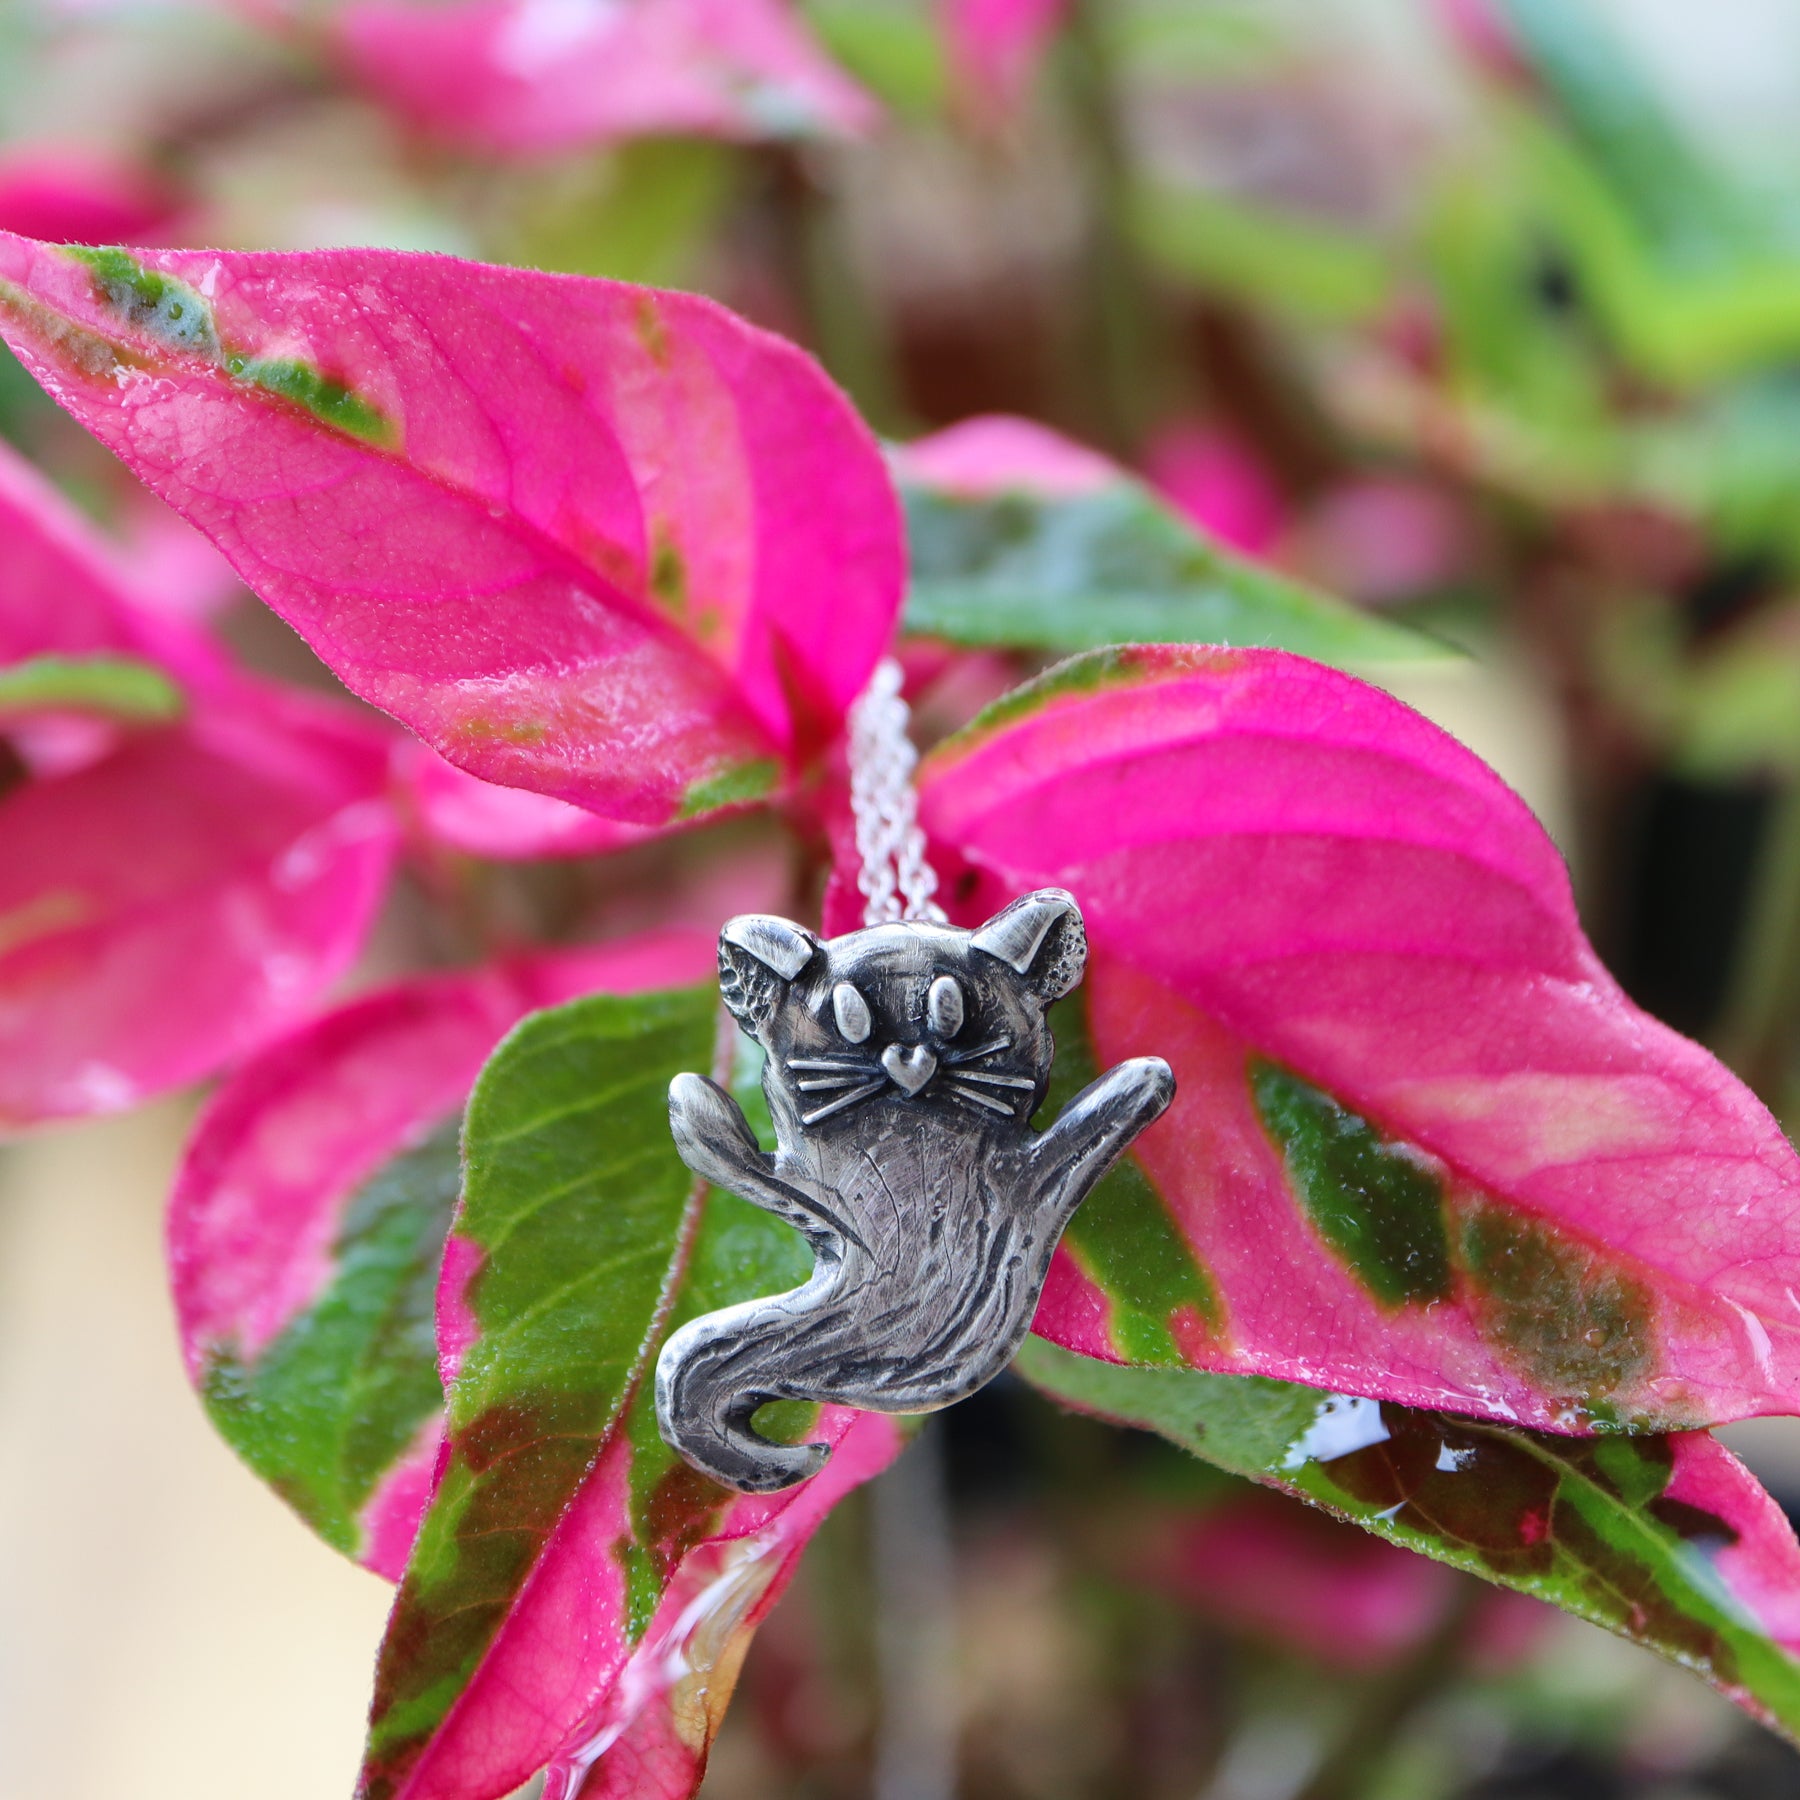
[718,914,820,1037]
[970,888,1087,1003]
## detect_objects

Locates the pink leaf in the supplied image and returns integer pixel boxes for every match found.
[0,688,395,1126]
[941,0,1070,121]
[329,0,879,157]
[0,234,904,824]
[891,412,1121,500]
[921,645,1800,1431]
[0,434,223,689]
[170,933,715,1573]
[0,146,180,245]
[396,740,654,861]
[541,1416,901,1799]
[1,437,397,1126]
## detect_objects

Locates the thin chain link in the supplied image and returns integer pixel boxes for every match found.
[848,658,946,927]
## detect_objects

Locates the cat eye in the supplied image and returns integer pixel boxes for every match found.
[833,982,872,1043]
[927,975,964,1037]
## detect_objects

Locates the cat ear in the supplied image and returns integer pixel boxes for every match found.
[718,914,821,1037]
[970,888,1087,1003]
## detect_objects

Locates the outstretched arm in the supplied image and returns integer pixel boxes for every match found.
[1029,1058,1175,1227]
[668,1074,864,1252]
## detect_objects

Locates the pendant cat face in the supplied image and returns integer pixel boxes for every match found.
[719,891,1085,1140]
[656,888,1175,1493]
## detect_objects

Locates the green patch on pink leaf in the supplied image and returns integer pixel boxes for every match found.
[1045,994,1218,1365]
[170,941,715,1576]
[67,243,218,354]
[0,651,183,724]
[201,1119,460,1560]
[225,353,394,444]
[1251,1058,1453,1311]
[1457,1198,1656,1414]
[676,756,781,820]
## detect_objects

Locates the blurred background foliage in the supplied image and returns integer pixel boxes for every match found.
[7,0,1800,1795]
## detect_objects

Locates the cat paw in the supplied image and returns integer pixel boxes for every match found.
[1117,1055,1176,1122]
[668,1072,760,1177]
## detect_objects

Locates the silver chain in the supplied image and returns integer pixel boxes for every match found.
[848,658,946,927]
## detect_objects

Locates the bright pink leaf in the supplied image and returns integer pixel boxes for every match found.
[0,233,904,824]
[921,645,1800,1431]
[942,0,1070,121]
[1,437,396,1126]
[891,412,1120,500]
[0,434,222,688]
[0,687,395,1126]
[0,146,180,245]
[328,0,879,156]
[396,740,653,861]
[170,933,715,1572]
[539,1415,901,1799]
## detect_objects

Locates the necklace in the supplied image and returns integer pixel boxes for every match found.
[654,660,1175,1493]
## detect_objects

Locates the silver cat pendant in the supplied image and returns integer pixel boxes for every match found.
[654,888,1175,1493]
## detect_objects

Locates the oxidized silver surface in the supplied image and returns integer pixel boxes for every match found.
[654,888,1176,1493]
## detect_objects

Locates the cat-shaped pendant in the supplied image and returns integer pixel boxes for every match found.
[655,887,1175,1493]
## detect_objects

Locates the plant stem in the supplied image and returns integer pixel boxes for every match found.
[1061,0,1163,455]
[870,1425,959,1800]
[1291,1580,1483,1800]
[1715,776,1800,1112]
[766,147,911,438]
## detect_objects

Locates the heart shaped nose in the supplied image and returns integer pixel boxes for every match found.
[881,1043,938,1096]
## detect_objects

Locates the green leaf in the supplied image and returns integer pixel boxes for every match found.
[900,482,1447,672]
[1491,0,1800,384]
[801,0,946,117]
[201,1120,461,1559]
[0,652,183,724]
[1017,1340,1800,1740]
[1128,182,1392,322]
[500,139,738,287]
[363,984,719,1791]
[356,995,894,1800]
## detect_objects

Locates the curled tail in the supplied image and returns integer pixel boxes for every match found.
[654,1300,832,1494]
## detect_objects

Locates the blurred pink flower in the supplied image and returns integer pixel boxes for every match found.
[1301,475,1470,605]
[1152,1491,1457,1668]
[328,0,879,156]
[942,0,1069,121]
[892,412,1120,499]
[1142,423,1286,558]
[1433,0,1532,85]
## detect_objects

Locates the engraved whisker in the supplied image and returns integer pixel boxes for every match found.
[795,1075,874,1092]
[944,1036,1011,1066]
[945,1080,1016,1117]
[800,1081,884,1125]
[952,1069,1036,1090]
[787,1058,877,1074]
